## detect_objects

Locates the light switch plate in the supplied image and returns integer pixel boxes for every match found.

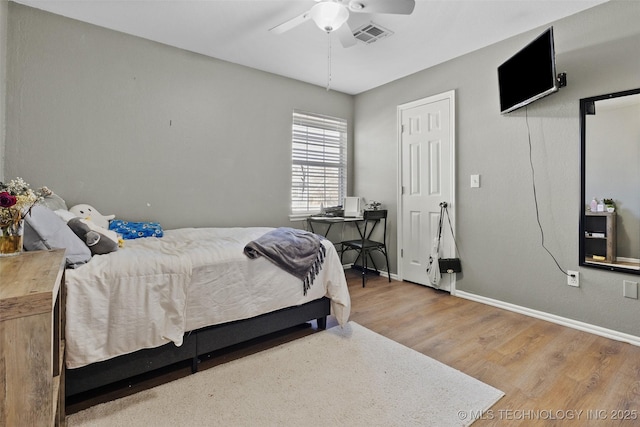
[623,280,638,299]
[470,174,480,188]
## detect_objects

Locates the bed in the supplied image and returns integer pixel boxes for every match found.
[61,226,351,399]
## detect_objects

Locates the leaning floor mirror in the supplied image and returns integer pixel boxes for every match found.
[580,88,640,273]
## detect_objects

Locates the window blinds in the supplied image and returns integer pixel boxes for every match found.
[291,110,347,215]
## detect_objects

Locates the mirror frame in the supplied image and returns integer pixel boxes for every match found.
[579,87,640,274]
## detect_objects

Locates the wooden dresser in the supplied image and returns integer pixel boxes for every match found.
[0,249,66,426]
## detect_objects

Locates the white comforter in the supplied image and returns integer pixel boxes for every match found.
[65,227,351,369]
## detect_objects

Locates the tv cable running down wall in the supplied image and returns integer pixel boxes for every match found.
[499,27,570,278]
[524,106,569,278]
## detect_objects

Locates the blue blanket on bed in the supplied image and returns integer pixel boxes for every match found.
[243,227,326,295]
[109,220,164,240]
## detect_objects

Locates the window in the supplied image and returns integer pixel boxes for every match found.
[291,110,347,216]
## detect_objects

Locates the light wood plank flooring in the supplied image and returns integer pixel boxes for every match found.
[339,270,640,426]
[68,270,640,425]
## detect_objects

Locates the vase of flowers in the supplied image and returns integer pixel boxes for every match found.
[0,178,42,256]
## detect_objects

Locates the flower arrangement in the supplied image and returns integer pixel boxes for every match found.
[0,178,45,255]
[366,200,382,210]
[0,177,44,225]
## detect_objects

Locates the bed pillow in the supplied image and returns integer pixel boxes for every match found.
[109,220,164,240]
[23,205,92,268]
[39,191,68,211]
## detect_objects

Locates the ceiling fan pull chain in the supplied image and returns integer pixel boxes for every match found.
[326,31,332,91]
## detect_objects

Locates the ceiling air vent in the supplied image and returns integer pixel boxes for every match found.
[352,22,394,44]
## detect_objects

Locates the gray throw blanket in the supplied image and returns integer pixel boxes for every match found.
[244,227,326,295]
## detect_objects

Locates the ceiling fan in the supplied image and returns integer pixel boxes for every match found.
[269,0,416,48]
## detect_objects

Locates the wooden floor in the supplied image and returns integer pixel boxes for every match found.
[68,270,640,425]
[340,271,640,426]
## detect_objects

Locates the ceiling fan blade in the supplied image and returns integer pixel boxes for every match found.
[348,0,415,15]
[336,23,357,48]
[269,10,312,34]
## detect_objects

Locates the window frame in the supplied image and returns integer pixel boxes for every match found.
[290,110,348,219]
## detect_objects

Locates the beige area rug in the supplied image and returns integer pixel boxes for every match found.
[67,322,503,427]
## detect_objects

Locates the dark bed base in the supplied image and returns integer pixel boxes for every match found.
[65,297,331,399]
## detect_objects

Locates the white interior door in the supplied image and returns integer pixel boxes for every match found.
[398,91,456,292]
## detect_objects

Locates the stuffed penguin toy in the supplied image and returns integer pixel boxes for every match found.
[67,218,118,255]
[69,204,115,229]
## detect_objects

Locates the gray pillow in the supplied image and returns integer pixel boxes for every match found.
[23,205,92,268]
[39,192,68,211]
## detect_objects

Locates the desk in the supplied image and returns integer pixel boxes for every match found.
[307,216,364,237]
[307,215,382,276]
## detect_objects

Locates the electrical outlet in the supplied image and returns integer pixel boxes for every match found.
[567,270,579,287]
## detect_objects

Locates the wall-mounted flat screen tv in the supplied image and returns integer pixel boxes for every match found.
[498,27,560,114]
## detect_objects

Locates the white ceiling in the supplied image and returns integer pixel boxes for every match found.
[12,0,607,95]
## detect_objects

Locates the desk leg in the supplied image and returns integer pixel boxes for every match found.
[323,223,334,237]
[308,220,333,238]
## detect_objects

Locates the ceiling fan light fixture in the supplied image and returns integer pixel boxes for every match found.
[310,2,349,33]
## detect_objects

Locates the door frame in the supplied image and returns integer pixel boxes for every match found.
[396,90,457,293]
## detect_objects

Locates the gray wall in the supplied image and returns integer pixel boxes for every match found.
[4,1,640,337]
[5,3,354,229]
[0,0,7,181]
[353,0,640,335]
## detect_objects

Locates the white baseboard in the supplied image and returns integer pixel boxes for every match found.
[379,271,399,281]
[341,266,638,345]
[456,290,640,347]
